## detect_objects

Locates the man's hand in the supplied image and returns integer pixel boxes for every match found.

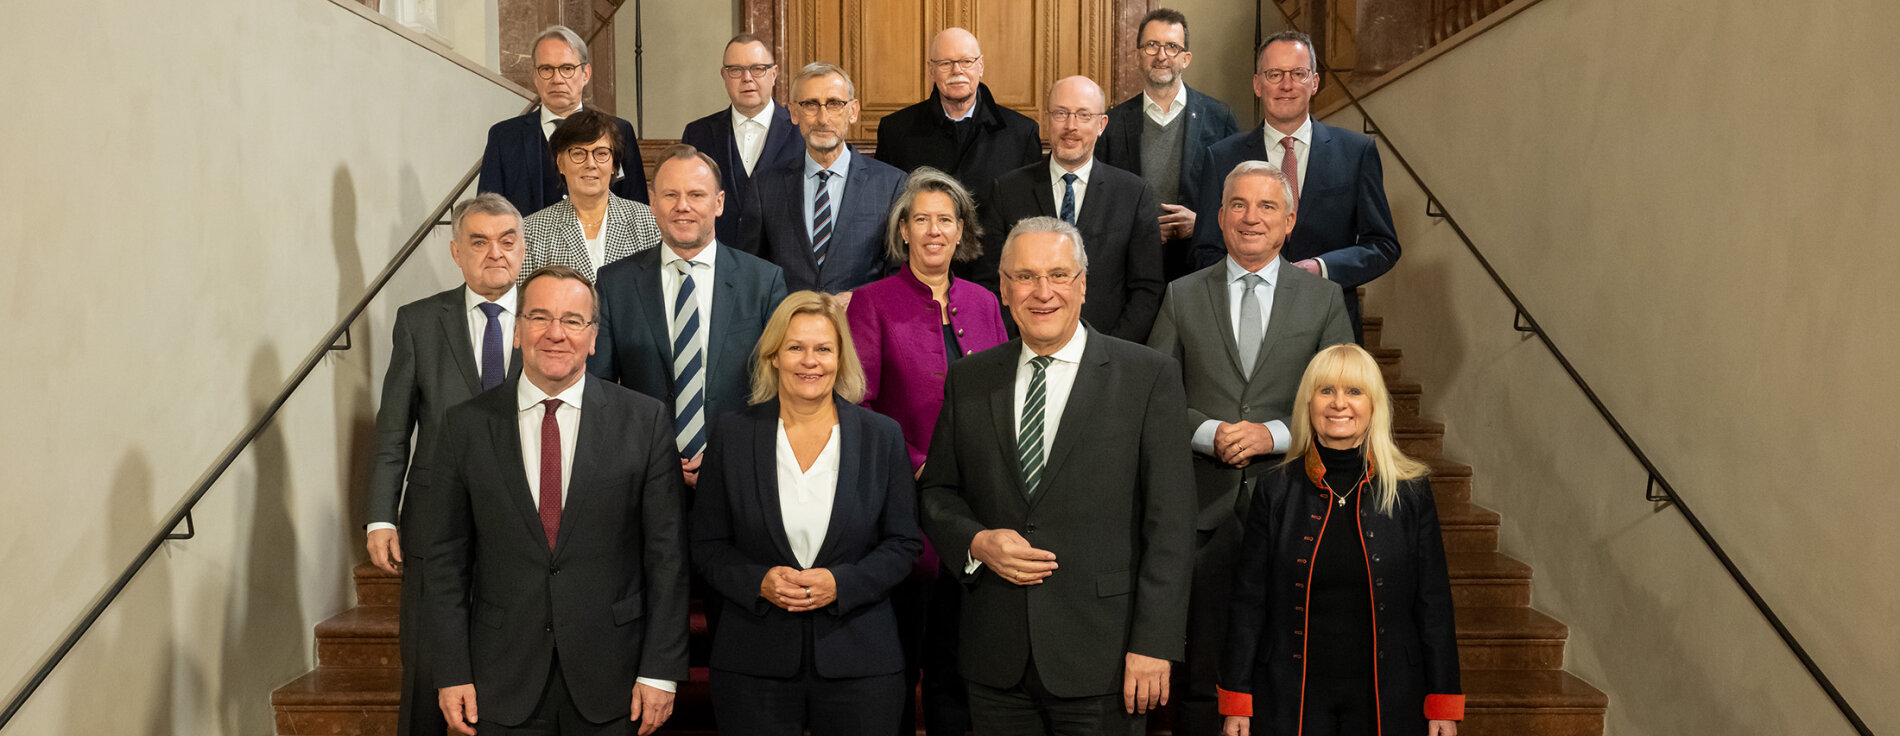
[1122,652,1171,714]
[969,529,1058,585]
[782,567,838,612]
[438,684,478,736]
[367,528,402,575]
[1158,203,1197,241]
[1223,715,1252,736]
[1292,258,1324,276]
[1214,421,1277,467]
[1428,719,1458,736]
[630,682,675,736]
[680,453,703,488]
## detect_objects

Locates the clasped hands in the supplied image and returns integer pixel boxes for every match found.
[441,682,674,736]
[1214,421,1277,468]
[760,566,838,612]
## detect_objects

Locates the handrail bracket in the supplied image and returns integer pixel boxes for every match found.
[165,512,195,541]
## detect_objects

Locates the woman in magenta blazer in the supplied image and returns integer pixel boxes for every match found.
[844,167,1005,735]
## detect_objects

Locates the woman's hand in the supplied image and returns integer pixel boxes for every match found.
[1428,719,1458,736]
[759,566,807,610]
[1222,715,1250,736]
[782,568,838,612]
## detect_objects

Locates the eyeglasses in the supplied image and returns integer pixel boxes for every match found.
[795,99,854,115]
[1005,270,1079,287]
[564,146,615,165]
[720,63,777,79]
[1137,41,1186,58]
[522,313,594,333]
[535,64,584,80]
[929,56,982,73]
[1256,67,1315,84]
[1048,110,1101,125]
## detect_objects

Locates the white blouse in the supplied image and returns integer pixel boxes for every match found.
[775,421,841,569]
[580,215,607,274]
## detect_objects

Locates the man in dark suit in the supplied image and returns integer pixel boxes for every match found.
[874,27,1042,203]
[481,25,649,217]
[415,264,689,736]
[919,217,1195,735]
[740,62,905,296]
[1146,161,1353,736]
[679,33,801,245]
[1192,29,1399,342]
[977,76,1164,343]
[591,144,788,488]
[1094,8,1239,281]
[366,193,525,736]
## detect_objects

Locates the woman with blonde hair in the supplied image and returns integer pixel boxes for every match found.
[1219,343,1464,736]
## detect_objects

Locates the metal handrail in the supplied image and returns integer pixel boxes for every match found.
[1265,4,1872,734]
[0,5,635,728]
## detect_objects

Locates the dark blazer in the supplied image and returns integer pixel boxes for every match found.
[1220,456,1463,735]
[846,267,1009,469]
[1145,260,1353,530]
[738,147,906,293]
[680,103,802,245]
[1191,120,1400,332]
[873,83,1042,201]
[588,244,788,431]
[690,397,924,678]
[918,329,1196,698]
[974,158,1165,343]
[414,375,690,725]
[479,108,650,217]
[1094,86,1239,281]
[367,287,522,529]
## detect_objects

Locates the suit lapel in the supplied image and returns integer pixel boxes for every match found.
[634,254,676,391]
[553,202,595,282]
[1033,330,1107,507]
[1177,91,1204,196]
[437,290,482,394]
[811,399,860,565]
[754,404,800,565]
[707,246,743,392]
[1198,267,1249,380]
[602,198,636,265]
[756,106,799,183]
[552,377,609,554]
[1074,165,1111,226]
[1296,121,1336,217]
[986,349,1030,498]
[1252,265,1304,379]
[486,384,550,551]
[1030,162,1059,217]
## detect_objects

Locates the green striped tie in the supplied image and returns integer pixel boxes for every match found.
[1018,356,1055,498]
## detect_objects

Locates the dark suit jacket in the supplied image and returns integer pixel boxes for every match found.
[1145,260,1353,530]
[1094,86,1239,281]
[974,159,1165,343]
[680,104,802,246]
[690,397,923,679]
[414,375,690,725]
[367,287,521,530]
[479,108,650,217]
[873,83,1042,201]
[918,328,1196,698]
[588,244,789,431]
[1191,120,1400,330]
[738,147,906,293]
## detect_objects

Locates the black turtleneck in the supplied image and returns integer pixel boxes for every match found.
[1308,443,1375,679]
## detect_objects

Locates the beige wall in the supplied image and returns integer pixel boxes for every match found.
[617,0,741,139]
[0,0,526,732]
[1334,0,1900,732]
[1167,0,1264,126]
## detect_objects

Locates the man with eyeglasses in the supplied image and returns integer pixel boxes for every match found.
[874,27,1041,206]
[681,33,802,245]
[976,76,1164,343]
[1192,29,1399,344]
[740,62,905,297]
[413,262,689,736]
[481,25,650,218]
[1094,8,1239,282]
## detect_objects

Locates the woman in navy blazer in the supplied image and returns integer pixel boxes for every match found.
[691,291,923,736]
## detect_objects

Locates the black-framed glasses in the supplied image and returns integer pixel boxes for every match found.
[564,147,615,165]
[795,99,854,115]
[720,63,777,79]
[535,63,584,80]
[521,313,594,332]
[1256,67,1315,84]
[1006,270,1079,287]
[929,55,982,73]
[1137,41,1186,58]
[1048,110,1101,124]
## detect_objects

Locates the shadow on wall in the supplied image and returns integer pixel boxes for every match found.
[332,165,376,573]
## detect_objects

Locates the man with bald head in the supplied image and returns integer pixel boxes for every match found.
[976,76,1163,342]
[875,27,1041,203]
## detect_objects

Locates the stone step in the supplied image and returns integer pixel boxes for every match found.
[1438,501,1501,554]
[1455,606,1569,670]
[1362,316,1383,348]
[1388,378,1421,417]
[1393,417,1445,459]
[315,606,399,668]
[352,562,398,607]
[1426,457,1473,504]
[1447,551,1533,608]
[1460,669,1609,736]
[1372,346,1402,382]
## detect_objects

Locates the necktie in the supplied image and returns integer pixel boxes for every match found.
[548,117,565,139]
[477,302,505,390]
[1018,356,1055,498]
[1280,136,1301,204]
[811,170,834,266]
[538,398,563,551]
[671,260,708,458]
[1059,172,1078,224]
[1237,274,1265,378]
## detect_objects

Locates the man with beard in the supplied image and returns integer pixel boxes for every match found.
[741,62,906,298]
[874,27,1041,205]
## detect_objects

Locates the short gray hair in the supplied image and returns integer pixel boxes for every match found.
[791,61,856,101]
[534,25,590,65]
[450,193,523,240]
[1222,160,1297,213]
[999,216,1089,275]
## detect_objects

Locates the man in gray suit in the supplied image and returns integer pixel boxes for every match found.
[366,192,525,736]
[920,217,1195,735]
[1145,160,1352,735]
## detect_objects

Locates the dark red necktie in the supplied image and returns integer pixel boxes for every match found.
[539,399,563,551]
[1281,136,1302,204]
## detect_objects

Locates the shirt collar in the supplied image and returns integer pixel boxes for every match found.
[730,99,775,128]
[1018,324,1090,366]
[1225,254,1283,287]
[517,372,586,412]
[804,146,852,180]
[1265,116,1314,149]
[541,103,582,129]
[1142,85,1188,116]
[661,241,719,270]
[464,285,519,315]
[1050,156,1095,185]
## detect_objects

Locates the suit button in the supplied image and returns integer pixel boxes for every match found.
[1240,404,1251,413]
[957,328,965,336]
[1026,523,1038,533]
[1378,627,1386,634]
[544,623,554,632]
[1375,578,1384,587]
[1378,603,1386,611]
[1371,554,1381,563]
[1366,531,1375,538]
[550,565,560,574]
[951,306,959,315]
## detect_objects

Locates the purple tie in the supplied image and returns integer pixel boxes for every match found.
[478,302,505,390]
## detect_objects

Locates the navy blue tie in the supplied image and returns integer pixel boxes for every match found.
[812,170,834,266]
[1059,172,1078,224]
[478,302,505,390]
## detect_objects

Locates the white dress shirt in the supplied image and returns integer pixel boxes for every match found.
[775,421,841,569]
[660,243,719,342]
[540,103,582,140]
[967,328,1091,574]
[730,100,776,175]
[1190,257,1291,456]
[1263,116,1313,192]
[1142,84,1189,127]
[580,217,607,273]
[802,148,853,241]
[1049,157,1095,216]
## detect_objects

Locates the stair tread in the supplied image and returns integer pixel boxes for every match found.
[276,666,717,708]
[1393,417,1445,434]
[1463,669,1607,709]
[1425,457,1471,477]
[1455,606,1568,639]
[353,561,398,580]
[1437,502,1501,527]
[1447,551,1533,580]
[315,606,399,639]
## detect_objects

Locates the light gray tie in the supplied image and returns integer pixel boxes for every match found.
[1237,273,1265,378]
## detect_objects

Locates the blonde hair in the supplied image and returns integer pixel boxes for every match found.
[748,291,867,405]
[1283,343,1428,516]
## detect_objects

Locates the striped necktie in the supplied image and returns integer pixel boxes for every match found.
[670,260,708,458]
[1018,356,1055,498]
[811,170,834,266]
